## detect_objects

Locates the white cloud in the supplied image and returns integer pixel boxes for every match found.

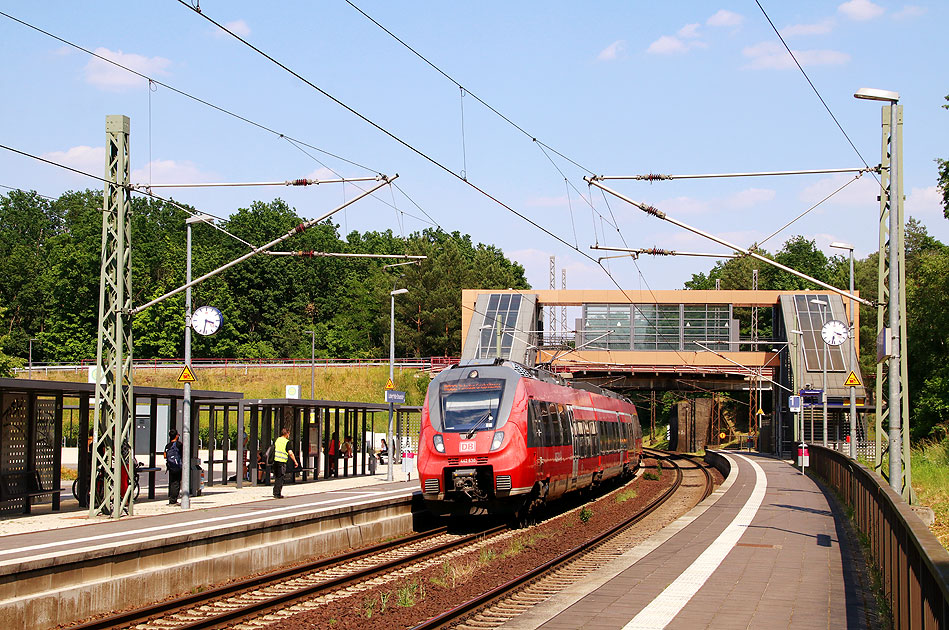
[597,40,626,61]
[838,0,885,21]
[707,9,744,27]
[42,145,105,177]
[131,159,213,186]
[84,47,171,90]
[742,41,849,69]
[905,185,943,218]
[647,35,689,55]
[678,23,701,39]
[893,5,926,19]
[781,18,836,37]
[307,166,337,181]
[727,188,776,208]
[656,196,711,215]
[224,19,251,37]
[798,173,879,206]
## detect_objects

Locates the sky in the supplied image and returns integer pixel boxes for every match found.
[2,1,947,296]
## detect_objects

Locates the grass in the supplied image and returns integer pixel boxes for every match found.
[643,471,660,481]
[910,440,949,548]
[579,506,594,523]
[31,364,429,406]
[615,488,638,503]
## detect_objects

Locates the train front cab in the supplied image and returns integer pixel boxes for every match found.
[417,365,534,516]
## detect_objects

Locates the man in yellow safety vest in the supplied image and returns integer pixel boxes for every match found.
[273,427,298,499]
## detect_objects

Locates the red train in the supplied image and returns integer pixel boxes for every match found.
[417,360,642,521]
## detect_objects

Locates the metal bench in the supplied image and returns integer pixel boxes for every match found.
[0,470,60,514]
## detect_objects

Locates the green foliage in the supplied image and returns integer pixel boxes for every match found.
[938,95,949,219]
[579,506,594,523]
[0,190,528,366]
[643,471,660,481]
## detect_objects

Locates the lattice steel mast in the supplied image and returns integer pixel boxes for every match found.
[91,115,135,518]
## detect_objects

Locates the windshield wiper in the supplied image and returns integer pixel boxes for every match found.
[464,410,494,440]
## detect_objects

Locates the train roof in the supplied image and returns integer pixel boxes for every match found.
[449,359,631,404]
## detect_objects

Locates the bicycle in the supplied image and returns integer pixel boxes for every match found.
[72,461,142,504]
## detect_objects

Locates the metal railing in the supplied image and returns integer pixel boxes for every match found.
[810,445,949,629]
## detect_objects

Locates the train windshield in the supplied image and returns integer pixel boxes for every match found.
[438,378,506,433]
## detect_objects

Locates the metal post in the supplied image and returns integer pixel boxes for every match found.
[887,102,902,493]
[812,299,829,448]
[305,330,315,398]
[182,220,193,510]
[28,338,38,379]
[848,249,857,458]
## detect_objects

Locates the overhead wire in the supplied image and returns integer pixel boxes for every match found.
[753,0,881,188]
[176,0,606,271]
[0,184,57,201]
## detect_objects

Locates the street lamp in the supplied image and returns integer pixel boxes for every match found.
[181,213,214,510]
[388,288,409,481]
[831,241,858,459]
[811,298,829,447]
[304,330,316,399]
[854,86,903,493]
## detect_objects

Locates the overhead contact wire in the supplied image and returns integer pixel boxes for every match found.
[178,1,601,265]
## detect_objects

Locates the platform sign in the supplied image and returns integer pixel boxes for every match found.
[385,390,406,404]
[177,365,196,383]
[788,395,802,413]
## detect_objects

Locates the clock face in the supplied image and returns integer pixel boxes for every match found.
[192,305,223,336]
[820,319,849,346]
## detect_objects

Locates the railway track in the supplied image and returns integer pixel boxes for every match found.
[69,451,714,630]
[411,450,715,630]
[68,524,510,630]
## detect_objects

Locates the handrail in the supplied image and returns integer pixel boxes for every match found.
[809,444,949,629]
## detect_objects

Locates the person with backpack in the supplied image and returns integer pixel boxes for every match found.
[164,429,183,505]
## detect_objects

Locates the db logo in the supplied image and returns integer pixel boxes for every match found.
[459,441,476,452]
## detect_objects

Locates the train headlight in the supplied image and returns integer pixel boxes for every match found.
[490,431,504,451]
[433,434,445,453]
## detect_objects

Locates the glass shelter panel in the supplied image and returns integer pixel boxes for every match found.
[633,305,680,350]
[476,294,522,360]
[583,304,631,350]
[793,295,846,372]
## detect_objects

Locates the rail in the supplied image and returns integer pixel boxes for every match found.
[809,444,949,629]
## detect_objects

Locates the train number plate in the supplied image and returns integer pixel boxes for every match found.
[459,441,476,452]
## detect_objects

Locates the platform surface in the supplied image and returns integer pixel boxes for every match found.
[0,468,416,568]
[506,452,877,630]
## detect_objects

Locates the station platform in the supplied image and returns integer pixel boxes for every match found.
[504,452,879,630]
[0,469,420,628]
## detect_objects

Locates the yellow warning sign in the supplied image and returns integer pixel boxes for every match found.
[384,378,395,390]
[844,371,862,387]
[757,408,764,415]
[177,365,196,383]
[719,432,726,440]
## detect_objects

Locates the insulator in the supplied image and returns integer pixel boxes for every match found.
[642,204,665,219]
[290,179,310,186]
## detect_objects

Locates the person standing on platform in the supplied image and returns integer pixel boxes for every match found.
[164,429,182,505]
[341,435,354,476]
[273,427,297,499]
[326,432,339,477]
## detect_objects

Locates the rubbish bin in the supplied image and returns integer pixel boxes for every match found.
[796,443,810,468]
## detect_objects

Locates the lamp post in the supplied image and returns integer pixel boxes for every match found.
[181,213,214,510]
[831,241,858,459]
[28,338,39,379]
[855,86,903,493]
[811,298,829,447]
[388,288,408,481]
[304,330,316,399]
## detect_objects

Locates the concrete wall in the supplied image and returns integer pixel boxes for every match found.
[0,495,424,629]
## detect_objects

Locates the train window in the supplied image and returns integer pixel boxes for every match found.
[527,401,540,448]
[542,402,556,447]
[547,404,563,447]
[438,378,505,433]
[558,405,571,446]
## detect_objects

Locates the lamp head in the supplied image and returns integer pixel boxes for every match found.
[810,298,828,306]
[390,288,409,296]
[854,87,899,102]
[829,241,854,251]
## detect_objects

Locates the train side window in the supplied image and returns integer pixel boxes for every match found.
[557,404,569,446]
[528,401,542,448]
[544,403,559,447]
